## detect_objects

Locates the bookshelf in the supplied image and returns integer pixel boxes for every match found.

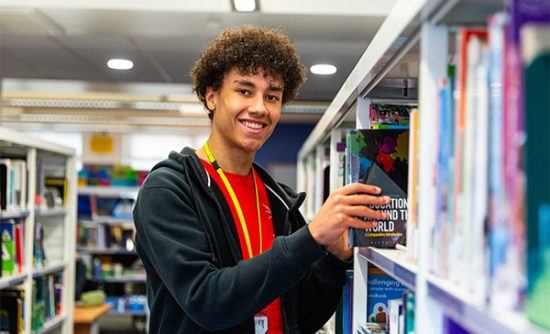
[0,126,77,334]
[76,185,148,318]
[297,0,549,333]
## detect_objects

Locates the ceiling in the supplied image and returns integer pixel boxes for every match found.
[0,0,397,131]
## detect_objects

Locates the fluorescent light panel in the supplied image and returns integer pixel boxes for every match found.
[107,58,134,70]
[232,0,257,12]
[310,64,337,75]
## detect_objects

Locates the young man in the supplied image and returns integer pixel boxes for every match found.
[133,26,389,334]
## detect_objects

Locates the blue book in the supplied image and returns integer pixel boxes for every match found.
[342,270,353,334]
[366,264,408,327]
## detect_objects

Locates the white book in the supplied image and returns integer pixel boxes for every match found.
[10,160,27,211]
[460,34,483,291]
[471,44,490,306]
[388,298,403,334]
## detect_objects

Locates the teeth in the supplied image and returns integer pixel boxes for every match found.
[242,121,263,129]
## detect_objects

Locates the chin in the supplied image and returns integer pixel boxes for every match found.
[241,141,264,153]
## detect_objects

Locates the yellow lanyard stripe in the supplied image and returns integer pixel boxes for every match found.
[204,142,262,259]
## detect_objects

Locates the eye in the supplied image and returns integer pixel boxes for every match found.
[266,95,280,102]
[238,89,250,95]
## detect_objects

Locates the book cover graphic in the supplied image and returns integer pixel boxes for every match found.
[358,322,388,334]
[347,129,409,248]
[366,264,407,329]
[1,220,16,276]
[369,104,412,128]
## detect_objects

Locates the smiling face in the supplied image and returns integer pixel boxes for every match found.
[205,68,284,157]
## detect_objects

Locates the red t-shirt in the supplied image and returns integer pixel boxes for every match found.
[201,159,283,334]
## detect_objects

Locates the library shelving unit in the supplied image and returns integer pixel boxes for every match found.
[297,0,549,333]
[0,126,77,334]
[76,185,148,318]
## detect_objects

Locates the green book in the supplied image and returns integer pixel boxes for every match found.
[523,24,550,330]
[1,220,15,276]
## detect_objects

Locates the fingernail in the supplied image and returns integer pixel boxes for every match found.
[384,196,391,203]
[376,187,382,193]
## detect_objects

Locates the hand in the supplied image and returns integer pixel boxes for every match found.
[308,183,390,250]
[325,231,352,261]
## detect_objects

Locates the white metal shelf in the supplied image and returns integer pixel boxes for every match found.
[78,186,139,198]
[297,0,515,333]
[298,0,502,160]
[0,210,30,220]
[35,208,67,218]
[358,247,417,291]
[0,127,75,156]
[427,275,548,334]
[0,126,76,334]
[32,261,67,278]
[0,273,28,289]
[34,314,67,334]
[91,275,146,283]
[79,216,134,226]
[77,247,136,255]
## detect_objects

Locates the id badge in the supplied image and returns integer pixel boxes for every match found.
[254,315,268,334]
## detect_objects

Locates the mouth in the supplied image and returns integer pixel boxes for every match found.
[240,119,266,130]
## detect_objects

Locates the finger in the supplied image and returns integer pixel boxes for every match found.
[338,183,382,196]
[344,194,391,207]
[346,215,378,230]
[344,205,387,221]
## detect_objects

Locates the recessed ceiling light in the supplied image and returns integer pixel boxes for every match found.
[310,64,337,75]
[107,58,134,70]
[232,0,257,12]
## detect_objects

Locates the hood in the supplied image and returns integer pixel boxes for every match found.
[151,146,305,212]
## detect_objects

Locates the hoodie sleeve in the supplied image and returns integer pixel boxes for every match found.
[298,253,349,333]
[133,169,328,331]
[285,210,350,333]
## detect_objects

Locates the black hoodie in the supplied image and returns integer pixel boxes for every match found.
[133,147,348,333]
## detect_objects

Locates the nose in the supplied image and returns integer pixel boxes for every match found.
[248,95,268,115]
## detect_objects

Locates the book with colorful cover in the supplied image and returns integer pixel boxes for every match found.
[406,109,419,263]
[14,223,23,274]
[358,322,389,334]
[0,288,25,334]
[369,104,412,128]
[521,0,550,327]
[487,10,508,297]
[433,74,456,279]
[366,264,408,329]
[346,129,409,248]
[484,9,528,311]
[452,28,488,234]
[404,291,415,334]
[342,270,353,334]
[1,220,16,276]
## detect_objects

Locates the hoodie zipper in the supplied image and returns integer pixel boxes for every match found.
[187,157,243,264]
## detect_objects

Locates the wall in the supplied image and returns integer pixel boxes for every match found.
[256,123,314,166]
[255,123,315,188]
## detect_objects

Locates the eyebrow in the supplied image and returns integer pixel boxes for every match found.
[233,79,284,92]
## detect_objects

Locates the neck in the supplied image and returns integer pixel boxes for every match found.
[197,136,254,176]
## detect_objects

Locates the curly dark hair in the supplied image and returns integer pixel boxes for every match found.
[191,25,307,119]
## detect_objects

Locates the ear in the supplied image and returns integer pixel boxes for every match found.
[205,87,217,111]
